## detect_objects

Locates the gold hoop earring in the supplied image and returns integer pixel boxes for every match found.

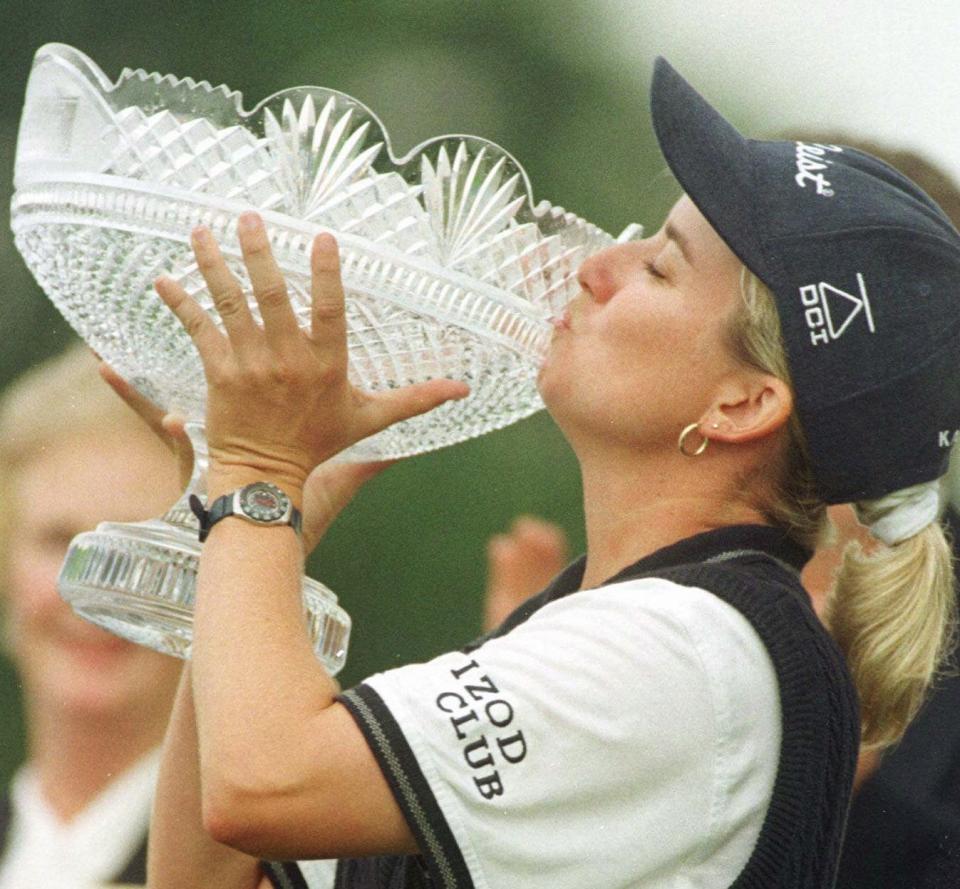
[678,422,709,457]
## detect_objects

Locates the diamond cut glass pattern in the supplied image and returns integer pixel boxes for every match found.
[11,44,641,666]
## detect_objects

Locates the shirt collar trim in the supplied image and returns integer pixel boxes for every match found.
[547,524,811,599]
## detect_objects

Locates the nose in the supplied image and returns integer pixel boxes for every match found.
[576,247,619,304]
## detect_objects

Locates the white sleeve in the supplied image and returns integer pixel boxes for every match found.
[339,579,780,889]
[263,858,336,889]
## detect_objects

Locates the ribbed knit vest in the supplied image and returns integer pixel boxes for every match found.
[642,554,860,888]
[468,530,862,888]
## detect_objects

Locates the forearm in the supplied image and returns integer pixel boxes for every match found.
[148,663,263,889]
[149,216,446,860]
[191,514,340,846]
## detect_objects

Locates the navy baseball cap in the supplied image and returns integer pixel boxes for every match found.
[650,57,960,504]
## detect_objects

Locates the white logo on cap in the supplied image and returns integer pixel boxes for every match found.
[794,142,843,197]
[799,274,875,346]
[939,429,960,448]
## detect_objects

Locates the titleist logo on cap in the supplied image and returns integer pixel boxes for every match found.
[794,142,844,197]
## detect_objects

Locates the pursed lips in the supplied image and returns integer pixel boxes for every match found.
[553,293,589,332]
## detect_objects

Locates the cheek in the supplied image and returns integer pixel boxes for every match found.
[62,646,182,718]
[4,545,69,643]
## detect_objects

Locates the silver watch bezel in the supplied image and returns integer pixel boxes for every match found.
[234,481,293,525]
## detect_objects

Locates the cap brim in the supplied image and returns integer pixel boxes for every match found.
[650,58,769,281]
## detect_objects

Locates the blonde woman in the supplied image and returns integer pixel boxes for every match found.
[0,346,182,887]
[138,59,959,888]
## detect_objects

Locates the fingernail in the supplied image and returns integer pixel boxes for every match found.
[192,225,211,245]
[238,211,261,232]
[313,232,338,257]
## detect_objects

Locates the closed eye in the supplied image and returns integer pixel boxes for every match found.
[644,261,666,281]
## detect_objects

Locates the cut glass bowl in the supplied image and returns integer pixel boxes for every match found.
[10,44,641,671]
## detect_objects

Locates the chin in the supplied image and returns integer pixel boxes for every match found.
[58,682,136,717]
[27,642,170,718]
[535,358,565,409]
[536,363,584,427]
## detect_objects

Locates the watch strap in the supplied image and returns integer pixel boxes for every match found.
[207,491,238,533]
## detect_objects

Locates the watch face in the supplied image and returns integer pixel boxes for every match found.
[239,482,289,522]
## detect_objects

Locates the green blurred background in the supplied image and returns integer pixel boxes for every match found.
[0,0,721,782]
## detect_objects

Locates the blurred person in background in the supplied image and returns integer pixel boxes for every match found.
[483,139,960,889]
[0,345,183,888]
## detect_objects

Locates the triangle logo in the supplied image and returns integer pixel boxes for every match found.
[799,273,876,346]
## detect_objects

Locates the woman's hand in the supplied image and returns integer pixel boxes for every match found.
[155,212,469,500]
[101,359,392,552]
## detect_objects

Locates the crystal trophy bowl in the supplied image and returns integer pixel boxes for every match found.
[10,44,641,671]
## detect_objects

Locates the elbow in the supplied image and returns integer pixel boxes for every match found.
[201,777,272,854]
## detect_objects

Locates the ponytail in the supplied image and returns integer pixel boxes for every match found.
[729,269,958,749]
[825,523,957,749]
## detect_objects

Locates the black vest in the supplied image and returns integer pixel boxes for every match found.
[267,524,861,889]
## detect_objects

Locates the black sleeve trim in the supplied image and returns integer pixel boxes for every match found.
[261,860,310,889]
[338,684,475,889]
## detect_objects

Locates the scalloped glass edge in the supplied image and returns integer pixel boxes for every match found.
[15,42,642,240]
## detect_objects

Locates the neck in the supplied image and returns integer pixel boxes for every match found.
[577,440,768,590]
[24,697,167,822]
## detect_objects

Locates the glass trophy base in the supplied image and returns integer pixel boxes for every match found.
[58,518,351,675]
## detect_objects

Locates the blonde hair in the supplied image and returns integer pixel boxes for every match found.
[729,270,958,750]
[0,344,165,569]
[0,344,144,466]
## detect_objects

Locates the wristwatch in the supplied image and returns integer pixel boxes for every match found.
[189,482,303,542]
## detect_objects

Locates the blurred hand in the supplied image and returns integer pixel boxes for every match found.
[100,362,195,491]
[800,504,884,791]
[484,516,569,631]
[801,504,877,618]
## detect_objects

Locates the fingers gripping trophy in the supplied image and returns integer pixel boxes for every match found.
[10,44,639,673]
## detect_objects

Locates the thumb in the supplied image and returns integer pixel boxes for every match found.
[365,379,470,433]
[160,413,195,490]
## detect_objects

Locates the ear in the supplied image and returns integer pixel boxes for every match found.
[700,373,792,445]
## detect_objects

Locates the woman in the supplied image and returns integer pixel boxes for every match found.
[0,346,183,887]
[140,59,960,888]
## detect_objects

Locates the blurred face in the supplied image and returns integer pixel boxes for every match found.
[538,195,744,450]
[2,424,182,721]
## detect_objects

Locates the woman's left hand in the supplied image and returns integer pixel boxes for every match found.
[154,212,470,499]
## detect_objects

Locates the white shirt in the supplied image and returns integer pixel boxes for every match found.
[0,749,160,889]
[295,577,782,888]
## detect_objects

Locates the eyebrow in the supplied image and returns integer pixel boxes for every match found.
[664,222,693,264]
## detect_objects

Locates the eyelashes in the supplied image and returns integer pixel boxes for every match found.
[644,260,666,281]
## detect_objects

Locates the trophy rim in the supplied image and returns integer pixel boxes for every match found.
[26,41,601,232]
